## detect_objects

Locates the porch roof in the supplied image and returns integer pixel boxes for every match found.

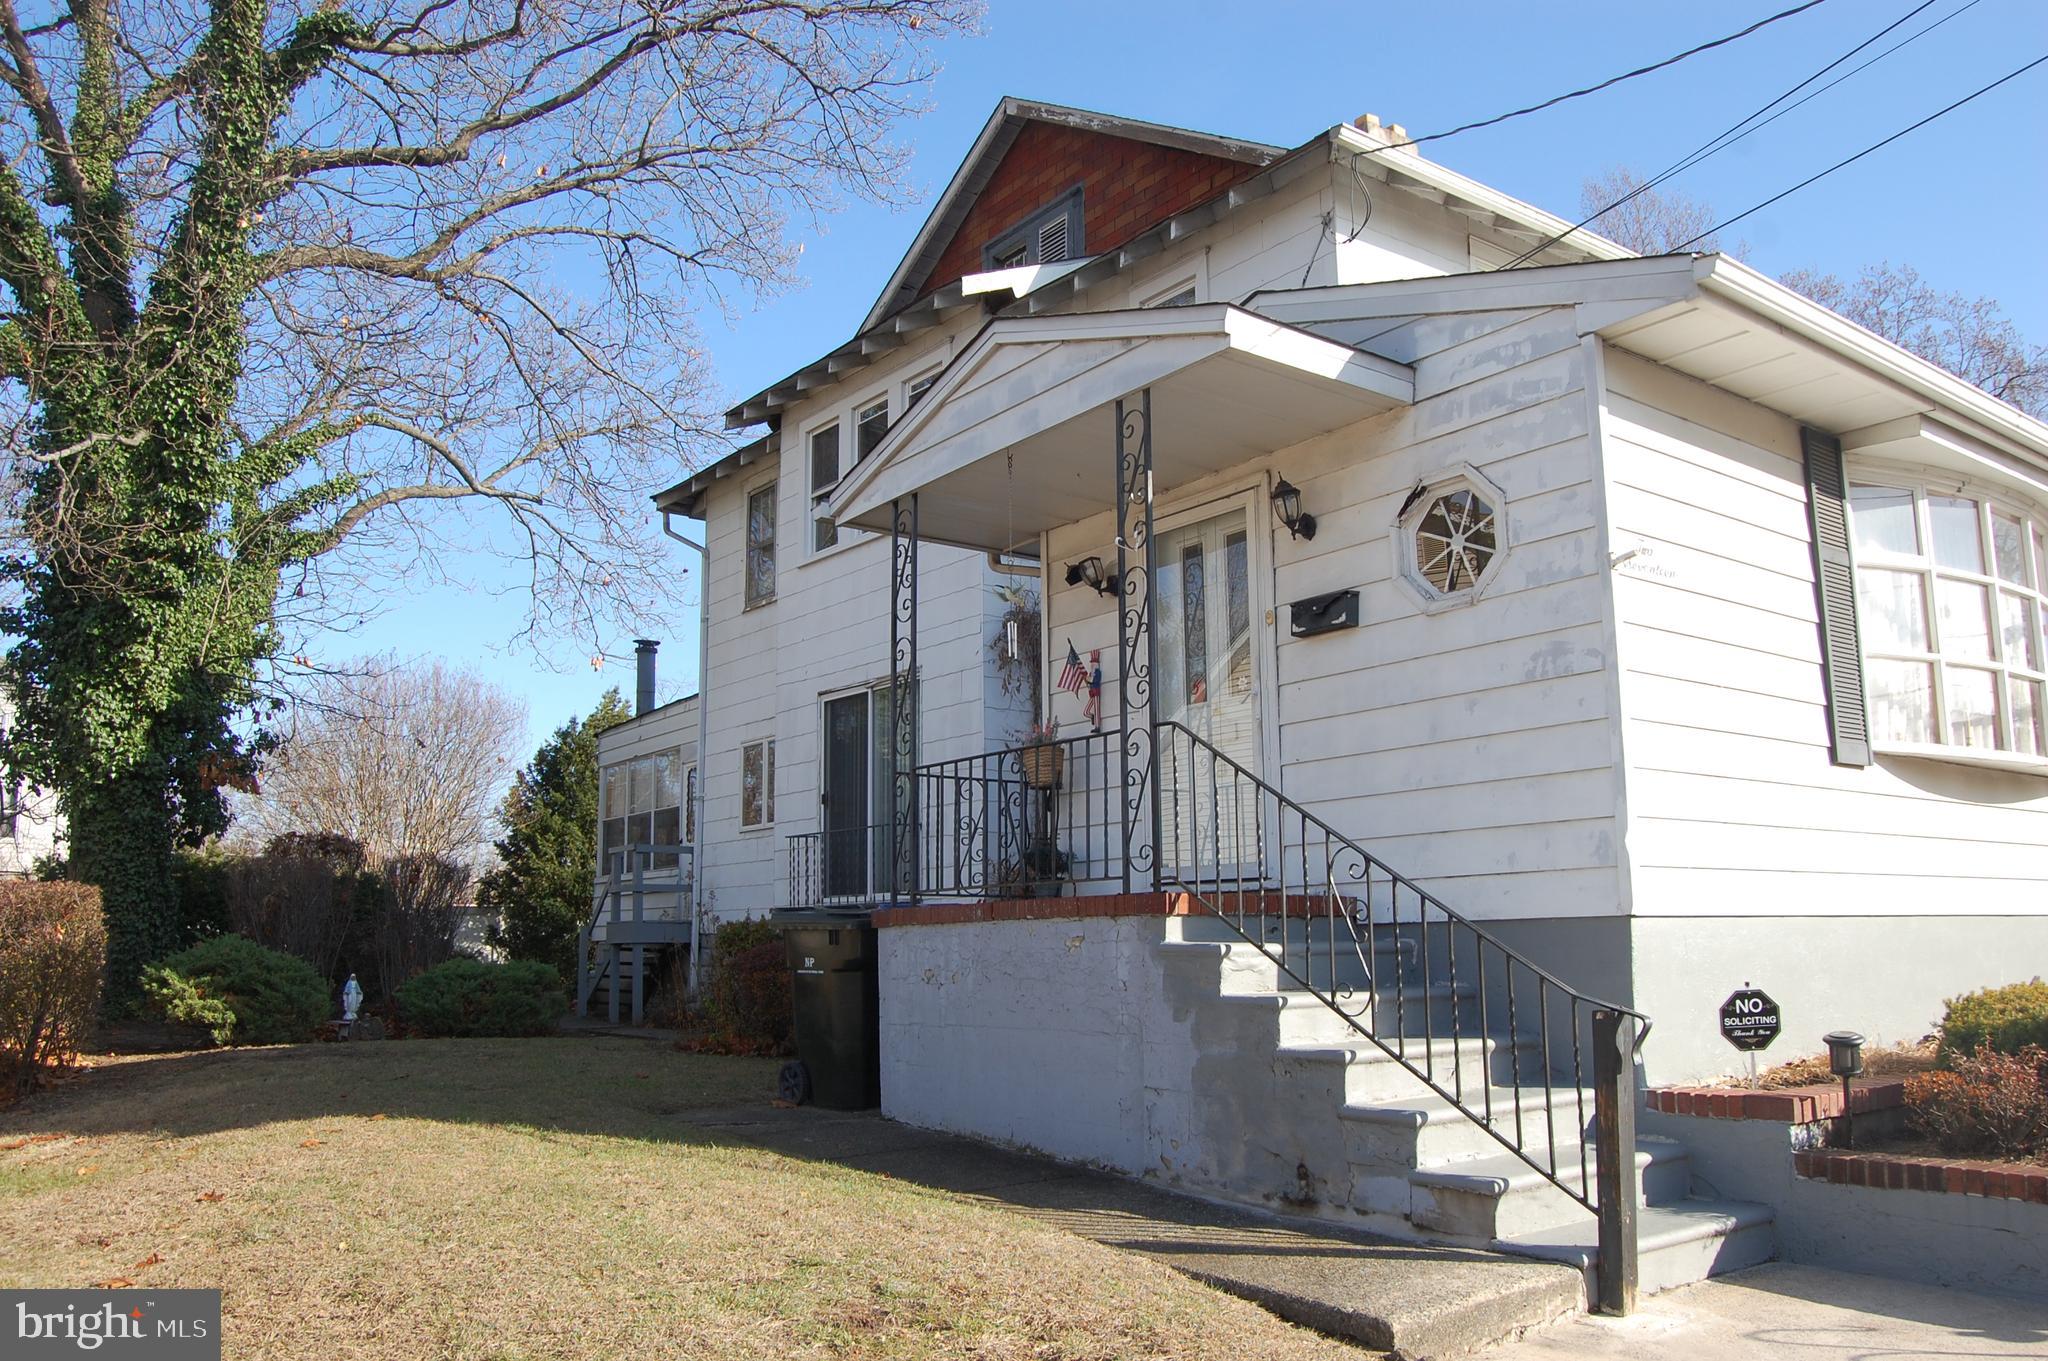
[825,304,1414,553]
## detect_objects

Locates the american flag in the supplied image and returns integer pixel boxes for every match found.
[1056,642,1087,695]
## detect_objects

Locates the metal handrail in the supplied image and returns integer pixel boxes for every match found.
[1152,720,1649,1311]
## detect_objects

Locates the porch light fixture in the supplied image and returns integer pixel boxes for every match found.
[1064,556,1118,597]
[1824,1030,1865,1147]
[1271,476,1316,541]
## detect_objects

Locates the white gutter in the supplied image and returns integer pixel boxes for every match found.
[1695,255,2048,466]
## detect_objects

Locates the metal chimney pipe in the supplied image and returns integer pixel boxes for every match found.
[633,639,659,715]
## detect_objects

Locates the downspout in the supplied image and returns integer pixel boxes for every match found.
[662,511,711,995]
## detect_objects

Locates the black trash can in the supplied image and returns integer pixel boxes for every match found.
[779,915,880,1110]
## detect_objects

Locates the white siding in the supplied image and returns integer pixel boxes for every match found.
[1600,347,2048,919]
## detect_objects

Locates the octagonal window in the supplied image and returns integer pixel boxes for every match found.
[1397,471,1507,610]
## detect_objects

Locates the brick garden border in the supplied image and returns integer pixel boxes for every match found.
[1647,1080,1905,1123]
[1793,1148,2048,1203]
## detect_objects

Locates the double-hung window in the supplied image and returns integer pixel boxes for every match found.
[856,398,889,463]
[809,423,841,551]
[745,483,776,606]
[1848,481,2048,756]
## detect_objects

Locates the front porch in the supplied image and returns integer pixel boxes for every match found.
[789,300,1697,1313]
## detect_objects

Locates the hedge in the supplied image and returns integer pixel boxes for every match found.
[1937,979,2048,1062]
[0,881,106,1088]
[395,959,564,1038]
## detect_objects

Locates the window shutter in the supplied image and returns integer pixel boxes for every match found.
[1802,426,1871,766]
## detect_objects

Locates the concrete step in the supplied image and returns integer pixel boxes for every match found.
[1408,1137,1693,1241]
[1276,1034,1533,1106]
[1342,1087,1598,1167]
[1496,1197,1777,1297]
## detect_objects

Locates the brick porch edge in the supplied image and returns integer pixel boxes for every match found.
[1647,1081,1905,1123]
[1793,1148,2048,1203]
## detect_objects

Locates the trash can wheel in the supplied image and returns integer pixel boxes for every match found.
[778,1060,811,1105]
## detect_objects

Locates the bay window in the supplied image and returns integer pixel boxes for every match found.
[1848,480,2047,758]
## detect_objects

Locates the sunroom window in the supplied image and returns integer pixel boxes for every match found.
[1848,482,2047,757]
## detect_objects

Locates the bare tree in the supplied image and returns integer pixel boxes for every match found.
[0,0,976,991]
[248,659,526,868]
[1578,166,1720,255]
[1782,263,2048,418]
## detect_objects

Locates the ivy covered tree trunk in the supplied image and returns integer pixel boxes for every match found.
[67,774,183,995]
[0,1,964,1003]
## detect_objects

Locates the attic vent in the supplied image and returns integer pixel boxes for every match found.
[983,190,1083,271]
[1037,214,1068,263]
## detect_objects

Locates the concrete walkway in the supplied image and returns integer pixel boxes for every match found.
[1483,1261,2048,1359]
[680,1102,1584,1357]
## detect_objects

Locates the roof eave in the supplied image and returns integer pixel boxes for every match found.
[1691,254,2048,465]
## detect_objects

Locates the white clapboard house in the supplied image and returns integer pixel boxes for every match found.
[644,100,2048,1306]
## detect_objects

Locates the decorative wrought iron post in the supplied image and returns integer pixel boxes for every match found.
[1114,390,1159,892]
[889,495,920,904]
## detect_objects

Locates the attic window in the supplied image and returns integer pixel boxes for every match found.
[983,190,1083,271]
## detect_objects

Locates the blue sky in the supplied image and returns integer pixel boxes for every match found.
[337,0,2048,752]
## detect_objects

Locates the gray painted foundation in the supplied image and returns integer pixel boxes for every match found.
[1629,915,2048,1085]
[1643,1106,2047,1299]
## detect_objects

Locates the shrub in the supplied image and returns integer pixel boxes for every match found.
[1905,1043,2048,1160]
[703,918,791,1055]
[0,882,107,1090]
[224,835,373,982]
[395,959,564,1038]
[141,935,331,1046]
[1937,979,2048,1062]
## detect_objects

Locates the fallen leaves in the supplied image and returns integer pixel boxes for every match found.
[0,1138,26,1152]
[90,1277,133,1289]
[196,1191,225,1203]
[77,1165,99,1177]
[368,1113,388,1122]
[298,1139,324,1149]
[132,1253,163,1270]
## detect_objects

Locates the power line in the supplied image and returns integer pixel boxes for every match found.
[1673,51,2048,249]
[1505,0,1969,267]
[1400,0,1833,146]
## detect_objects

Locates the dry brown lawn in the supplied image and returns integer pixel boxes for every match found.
[0,1037,1364,1360]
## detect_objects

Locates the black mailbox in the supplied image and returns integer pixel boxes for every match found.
[1290,589,1359,638]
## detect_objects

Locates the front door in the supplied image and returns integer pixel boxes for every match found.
[1154,504,1263,878]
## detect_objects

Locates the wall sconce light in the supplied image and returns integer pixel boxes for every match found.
[1824,1029,1865,1147]
[1064,556,1119,597]
[1271,476,1317,541]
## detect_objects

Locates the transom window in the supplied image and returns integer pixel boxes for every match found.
[1396,473,1505,608]
[601,750,683,871]
[1849,481,2047,756]
[745,483,776,606]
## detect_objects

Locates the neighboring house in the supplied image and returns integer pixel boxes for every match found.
[0,697,61,877]
[646,99,2048,1302]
